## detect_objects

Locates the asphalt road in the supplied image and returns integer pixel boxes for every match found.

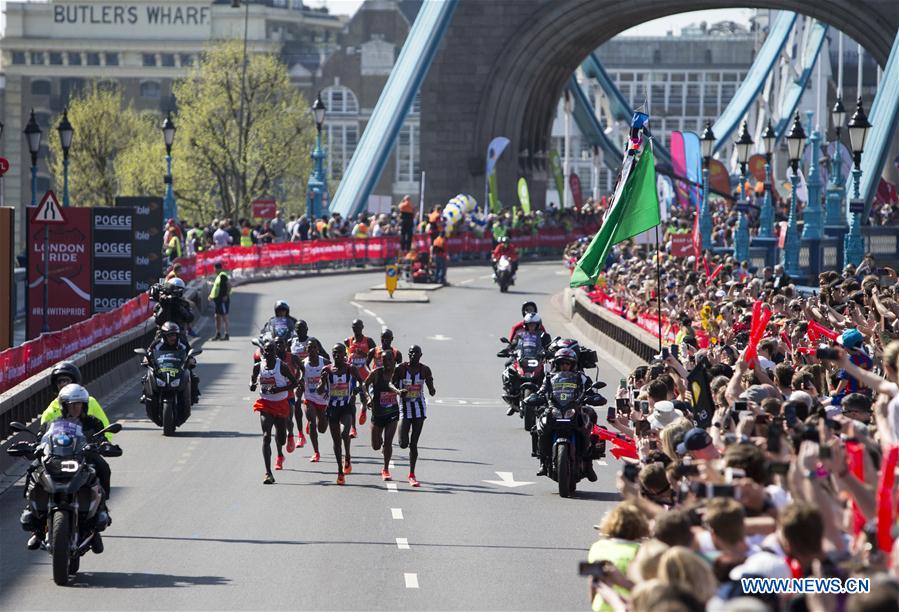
[0,261,627,610]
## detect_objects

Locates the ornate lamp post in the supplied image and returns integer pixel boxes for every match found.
[23,110,42,207]
[161,112,177,221]
[825,97,847,227]
[699,120,715,249]
[306,92,328,222]
[758,119,776,238]
[56,108,74,208]
[782,113,806,277]
[843,98,871,267]
[801,110,823,239]
[562,90,573,208]
[732,120,753,263]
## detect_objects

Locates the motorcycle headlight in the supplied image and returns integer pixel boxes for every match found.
[170,378,181,387]
[550,407,563,419]
[563,408,576,419]
[155,377,167,386]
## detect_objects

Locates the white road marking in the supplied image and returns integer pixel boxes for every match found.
[396,537,410,550]
[363,308,377,317]
[426,334,452,341]
[391,508,404,520]
[376,317,385,325]
[389,460,395,469]
[478,274,493,279]
[595,459,608,466]
[387,482,398,492]
[404,573,419,589]
[350,301,363,309]
[459,278,474,284]
[457,400,467,404]
[483,471,535,488]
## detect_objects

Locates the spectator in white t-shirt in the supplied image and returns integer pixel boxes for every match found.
[212,221,233,249]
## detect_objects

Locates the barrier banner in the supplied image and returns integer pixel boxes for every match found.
[27,207,93,339]
[91,207,134,314]
[115,196,163,294]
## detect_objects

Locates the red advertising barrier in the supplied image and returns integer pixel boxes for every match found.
[585,287,678,343]
[0,293,150,394]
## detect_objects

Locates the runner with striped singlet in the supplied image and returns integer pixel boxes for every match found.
[250,339,299,484]
[301,338,331,463]
[367,328,402,372]
[344,319,376,439]
[318,344,368,485]
[362,350,406,481]
[394,345,436,487]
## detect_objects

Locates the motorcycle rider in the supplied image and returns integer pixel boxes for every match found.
[508,301,546,344]
[491,236,519,277]
[260,301,297,343]
[318,344,369,485]
[27,384,118,552]
[368,328,402,371]
[395,345,436,487]
[345,319,376,439]
[533,348,598,482]
[41,361,112,442]
[152,277,194,343]
[144,322,199,408]
[502,312,551,416]
[250,338,299,484]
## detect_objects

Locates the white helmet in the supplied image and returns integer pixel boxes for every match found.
[59,383,90,416]
[524,312,542,326]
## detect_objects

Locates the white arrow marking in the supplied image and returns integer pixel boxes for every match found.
[427,334,452,341]
[482,471,534,488]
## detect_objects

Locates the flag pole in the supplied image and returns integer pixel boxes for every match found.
[655,224,663,354]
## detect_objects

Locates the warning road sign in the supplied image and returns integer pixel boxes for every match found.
[0,157,9,176]
[32,190,67,225]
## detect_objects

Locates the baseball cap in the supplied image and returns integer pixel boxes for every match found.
[676,427,713,455]
[837,328,865,351]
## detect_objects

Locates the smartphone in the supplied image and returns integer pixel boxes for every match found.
[632,388,640,400]
[818,445,832,460]
[578,561,606,579]
[815,347,840,360]
[770,462,790,475]
[784,403,798,428]
[661,347,670,359]
[616,397,630,411]
[671,344,680,359]
[638,400,650,415]
[710,484,737,498]
[734,400,748,412]
[635,420,651,437]
[622,462,641,482]
[619,378,627,389]
[606,406,616,422]
[767,426,782,454]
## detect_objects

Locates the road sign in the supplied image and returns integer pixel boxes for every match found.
[385,264,398,297]
[32,190,66,225]
[251,197,277,219]
[0,157,9,176]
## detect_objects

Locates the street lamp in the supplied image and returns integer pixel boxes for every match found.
[56,108,74,208]
[825,97,847,227]
[782,113,806,277]
[801,110,823,240]
[562,91,573,209]
[232,0,250,213]
[732,120,753,262]
[758,119,775,238]
[161,112,177,221]
[23,109,42,207]
[698,120,715,249]
[306,92,328,222]
[843,97,871,267]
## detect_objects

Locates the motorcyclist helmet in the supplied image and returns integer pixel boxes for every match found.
[50,361,82,389]
[523,312,542,328]
[499,236,509,245]
[553,348,578,370]
[521,301,538,316]
[274,300,290,315]
[59,383,90,417]
[166,277,186,297]
[161,321,181,340]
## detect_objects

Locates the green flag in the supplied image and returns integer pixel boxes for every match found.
[488,170,501,213]
[548,151,564,202]
[517,178,531,214]
[570,146,661,288]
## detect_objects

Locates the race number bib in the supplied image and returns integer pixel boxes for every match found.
[330,382,349,398]
[380,392,398,408]
[405,383,422,400]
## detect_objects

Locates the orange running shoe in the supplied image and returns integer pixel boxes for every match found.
[275,455,284,470]
[350,426,357,439]
[309,451,320,462]
[344,460,353,475]
[286,435,296,454]
[336,473,345,485]
[381,468,391,481]
[297,432,306,448]
[408,473,420,487]
[359,410,367,425]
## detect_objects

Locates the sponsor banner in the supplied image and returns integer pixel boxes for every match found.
[1,292,150,393]
[92,207,134,313]
[27,207,93,339]
[115,196,163,294]
[670,233,693,257]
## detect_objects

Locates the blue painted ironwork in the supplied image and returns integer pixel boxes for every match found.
[772,21,830,142]
[801,111,823,240]
[759,162,774,237]
[700,166,712,249]
[566,77,621,171]
[307,125,327,222]
[783,172,802,277]
[844,168,864,266]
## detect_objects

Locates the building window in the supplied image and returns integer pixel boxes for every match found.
[180,54,193,67]
[411,91,421,115]
[30,52,45,65]
[31,80,52,96]
[86,52,101,66]
[35,112,52,129]
[49,52,63,65]
[97,80,118,93]
[140,81,161,98]
[321,85,359,115]
[325,122,359,180]
[395,123,419,183]
[12,51,26,65]
[105,52,119,66]
[161,53,175,67]
[68,52,82,66]
[142,53,157,67]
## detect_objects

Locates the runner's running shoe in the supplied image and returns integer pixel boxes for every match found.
[336,474,345,485]
[286,435,296,454]
[344,460,353,475]
[297,432,306,448]
[264,473,275,485]
[310,452,320,462]
[408,473,420,487]
[381,469,391,481]
[359,410,367,425]
[350,426,358,439]
[275,455,284,470]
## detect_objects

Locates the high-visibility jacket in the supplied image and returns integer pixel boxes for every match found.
[209,271,231,300]
[240,228,253,247]
[353,223,369,239]
[165,234,182,258]
[41,397,113,441]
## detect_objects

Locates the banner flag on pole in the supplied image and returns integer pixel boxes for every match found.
[517,178,531,214]
[485,137,510,177]
[549,151,565,203]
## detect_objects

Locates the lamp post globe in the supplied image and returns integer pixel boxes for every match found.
[844,98,871,268]
[732,120,753,263]
[23,109,42,207]
[699,121,715,249]
[161,112,178,222]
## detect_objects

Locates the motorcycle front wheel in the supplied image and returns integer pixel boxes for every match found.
[555,445,572,498]
[522,390,536,431]
[50,512,71,586]
[162,398,175,436]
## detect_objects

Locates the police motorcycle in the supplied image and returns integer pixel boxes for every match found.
[546,337,599,372]
[134,336,202,436]
[498,334,547,431]
[495,255,514,293]
[7,420,123,585]
[524,364,606,498]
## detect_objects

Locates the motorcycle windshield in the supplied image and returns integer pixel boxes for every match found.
[270,317,292,339]
[517,340,542,360]
[551,372,582,408]
[154,351,184,376]
[40,420,86,458]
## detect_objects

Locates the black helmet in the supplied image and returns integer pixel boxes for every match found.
[521,301,538,316]
[553,348,578,368]
[274,300,290,314]
[51,361,82,388]
[161,321,181,337]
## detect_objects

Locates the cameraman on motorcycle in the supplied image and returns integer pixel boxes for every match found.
[261,301,298,343]
[491,236,519,276]
[144,322,199,407]
[152,278,194,343]
[532,348,599,482]
[26,384,118,552]
[502,312,551,415]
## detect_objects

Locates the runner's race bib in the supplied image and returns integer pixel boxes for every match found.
[330,382,349,398]
[380,392,398,407]
[405,384,422,400]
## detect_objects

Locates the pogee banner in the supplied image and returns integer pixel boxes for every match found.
[91,207,135,313]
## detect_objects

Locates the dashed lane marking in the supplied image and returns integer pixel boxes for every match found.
[404,573,419,589]
[376,317,385,325]
[478,274,493,279]
[396,537,410,550]
[459,278,474,284]
[363,308,377,318]
[391,508,404,520]
[350,301,363,309]
[389,460,395,469]
[387,482,398,492]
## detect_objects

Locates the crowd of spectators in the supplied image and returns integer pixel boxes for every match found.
[579,239,899,610]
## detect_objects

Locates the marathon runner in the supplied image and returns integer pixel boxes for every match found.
[302,338,331,463]
[345,319,376,439]
[368,328,403,371]
[318,344,368,485]
[395,345,436,487]
[362,350,406,480]
[250,339,299,484]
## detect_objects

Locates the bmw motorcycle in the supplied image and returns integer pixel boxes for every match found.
[7,420,122,585]
[498,336,546,431]
[135,347,202,436]
[494,255,514,293]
